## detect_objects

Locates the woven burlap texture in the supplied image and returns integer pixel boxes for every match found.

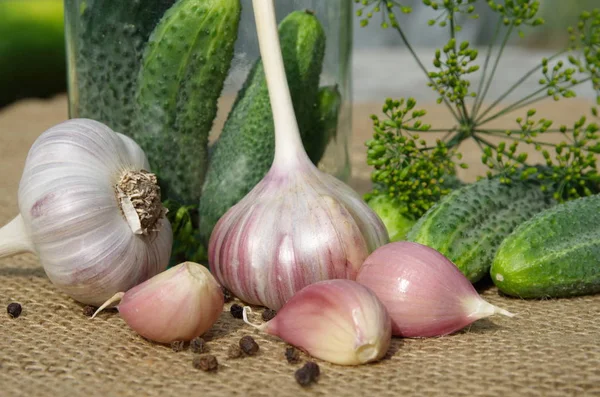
[1,97,600,397]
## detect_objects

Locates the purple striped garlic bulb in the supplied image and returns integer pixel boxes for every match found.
[207,0,389,311]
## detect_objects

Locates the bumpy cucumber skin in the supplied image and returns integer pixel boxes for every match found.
[134,0,241,205]
[407,178,556,283]
[492,194,600,298]
[306,85,342,164]
[73,0,175,131]
[199,10,325,243]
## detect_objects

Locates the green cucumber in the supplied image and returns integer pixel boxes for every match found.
[306,85,342,164]
[198,10,325,242]
[134,0,241,205]
[407,177,556,283]
[492,194,600,298]
[366,194,417,242]
[72,0,175,131]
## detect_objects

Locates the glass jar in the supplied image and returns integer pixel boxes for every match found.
[64,0,352,182]
[64,0,353,260]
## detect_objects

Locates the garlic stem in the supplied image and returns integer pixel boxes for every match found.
[118,191,143,235]
[0,215,34,258]
[252,0,309,169]
[91,292,125,319]
[242,306,268,331]
[116,170,164,235]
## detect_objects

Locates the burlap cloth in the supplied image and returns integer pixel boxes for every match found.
[1,95,599,397]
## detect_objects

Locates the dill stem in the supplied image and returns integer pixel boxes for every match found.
[474,134,498,150]
[403,127,456,132]
[449,13,470,122]
[475,24,514,122]
[472,17,502,118]
[481,128,574,134]
[392,24,461,122]
[473,134,504,171]
[476,49,569,122]
[476,130,558,147]
[478,87,548,125]
[441,129,457,142]
[478,76,592,126]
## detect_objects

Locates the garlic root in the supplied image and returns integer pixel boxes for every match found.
[91,292,125,319]
[241,306,267,331]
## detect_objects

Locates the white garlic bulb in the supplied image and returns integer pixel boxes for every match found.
[0,119,172,305]
[208,0,389,311]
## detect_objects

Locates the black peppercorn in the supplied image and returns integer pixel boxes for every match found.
[221,287,233,303]
[230,304,243,319]
[82,305,96,317]
[192,354,218,371]
[294,362,320,386]
[285,347,300,364]
[190,337,206,354]
[171,340,185,352]
[261,309,276,322]
[239,335,259,356]
[227,344,243,359]
[305,362,320,377]
[7,303,22,318]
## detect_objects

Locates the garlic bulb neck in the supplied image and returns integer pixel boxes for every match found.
[0,215,34,258]
[252,0,309,170]
[116,170,165,235]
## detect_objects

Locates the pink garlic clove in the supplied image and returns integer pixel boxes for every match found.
[93,262,224,343]
[356,241,514,338]
[245,279,392,365]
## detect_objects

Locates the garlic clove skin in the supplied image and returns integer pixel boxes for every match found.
[209,161,389,311]
[0,119,172,305]
[253,279,392,366]
[356,241,514,338]
[96,262,224,344]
